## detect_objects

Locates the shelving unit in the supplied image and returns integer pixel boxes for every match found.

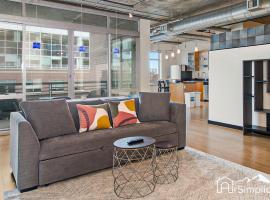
[243,59,270,135]
[188,52,200,71]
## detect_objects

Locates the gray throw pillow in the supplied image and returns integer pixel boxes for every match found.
[139,92,170,122]
[20,99,77,140]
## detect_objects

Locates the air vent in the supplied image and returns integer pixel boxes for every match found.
[247,0,261,11]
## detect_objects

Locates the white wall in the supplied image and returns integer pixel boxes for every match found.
[209,44,270,127]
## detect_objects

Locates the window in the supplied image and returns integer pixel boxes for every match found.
[111,36,137,96]
[149,51,160,85]
[0,23,22,69]
[24,26,69,100]
[74,32,108,99]
[25,26,68,69]
[74,31,90,70]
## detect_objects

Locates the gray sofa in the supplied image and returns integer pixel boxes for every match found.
[10,96,186,192]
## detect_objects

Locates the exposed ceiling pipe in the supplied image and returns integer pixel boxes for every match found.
[151,33,210,42]
[207,26,231,32]
[178,33,210,41]
[151,0,270,41]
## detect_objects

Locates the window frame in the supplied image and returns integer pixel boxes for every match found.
[149,51,161,86]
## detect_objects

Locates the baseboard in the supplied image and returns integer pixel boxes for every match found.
[208,120,243,130]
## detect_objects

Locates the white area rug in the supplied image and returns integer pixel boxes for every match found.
[4,147,270,200]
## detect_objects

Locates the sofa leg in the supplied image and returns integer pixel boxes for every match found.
[10,172,15,181]
[20,186,38,193]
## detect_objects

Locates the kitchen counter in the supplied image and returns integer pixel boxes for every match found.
[169,80,206,104]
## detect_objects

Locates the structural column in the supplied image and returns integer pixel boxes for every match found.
[137,19,151,92]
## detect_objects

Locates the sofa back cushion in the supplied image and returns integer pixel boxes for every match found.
[138,92,170,122]
[67,99,104,131]
[20,99,77,140]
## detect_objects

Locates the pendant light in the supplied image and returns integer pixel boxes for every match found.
[113,12,120,57]
[79,0,86,52]
[171,51,175,58]
[165,51,169,60]
[176,40,181,54]
[32,4,40,49]
[194,40,199,52]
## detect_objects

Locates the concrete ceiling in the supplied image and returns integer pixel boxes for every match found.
[51,0,244,22]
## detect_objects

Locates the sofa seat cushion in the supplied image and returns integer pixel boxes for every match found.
[39,121,176,161]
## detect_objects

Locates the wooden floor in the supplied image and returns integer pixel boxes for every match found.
[187,103,270,174]
[1,102,270,199]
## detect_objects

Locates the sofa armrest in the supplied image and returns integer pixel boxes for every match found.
[10,112,40,191]
[169,103,186,149]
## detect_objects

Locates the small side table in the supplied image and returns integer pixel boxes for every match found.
[112,136,156,199]
[155,141,179,184]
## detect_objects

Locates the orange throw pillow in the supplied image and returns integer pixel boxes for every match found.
[76,104,111,133]
[109,99,140,128]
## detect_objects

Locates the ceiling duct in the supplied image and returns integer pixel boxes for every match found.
[151,0,270,41]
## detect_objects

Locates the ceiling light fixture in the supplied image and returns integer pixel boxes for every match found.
[32,4,40,49]
[165,54,169,60]
[79,0,86,52]
[171,52,175,58]
[177,49,181,54]
[129,13,133,18]
[194,40,199,52]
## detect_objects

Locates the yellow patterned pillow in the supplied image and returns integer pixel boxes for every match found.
[109,99,140,128]
[76,104,111,133]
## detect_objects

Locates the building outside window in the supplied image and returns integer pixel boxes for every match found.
[0,11,138,130]
[149,51,161,85]
[111,36,136,96]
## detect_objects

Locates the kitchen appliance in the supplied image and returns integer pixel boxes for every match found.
[170,65,192,81]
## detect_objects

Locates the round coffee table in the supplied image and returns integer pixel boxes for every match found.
[112,136,156,199]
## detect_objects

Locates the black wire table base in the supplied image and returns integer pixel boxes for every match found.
[112,145,156,199]
[155,146,179,184]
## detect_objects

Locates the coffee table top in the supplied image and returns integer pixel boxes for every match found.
[113,136,156,149]
[155,141,177,149]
